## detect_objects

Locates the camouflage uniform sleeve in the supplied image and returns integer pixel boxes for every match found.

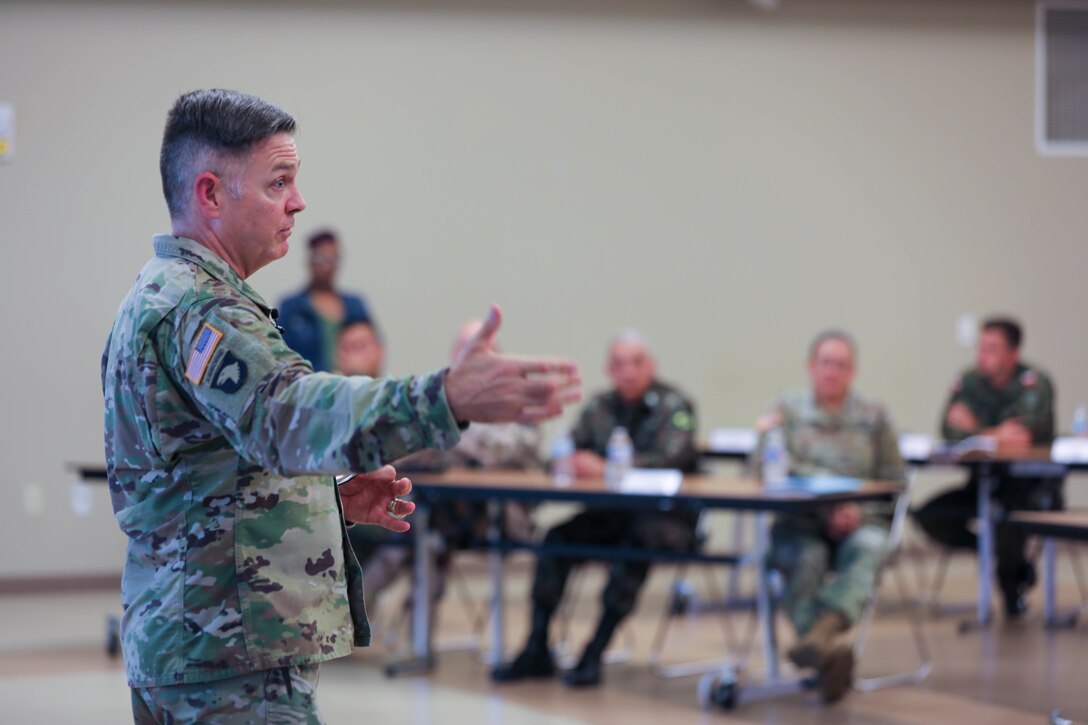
[632,396,698,471]
[939,374,972,441]
[858,403,907,525]
[872,405,907,485]
[1017,372,1056,444]
[418,423,542,470]
[164,297,460,476]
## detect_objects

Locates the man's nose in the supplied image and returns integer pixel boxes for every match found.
[290,188,307,214]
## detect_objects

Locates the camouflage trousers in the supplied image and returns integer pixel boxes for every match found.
[131,664,324,724]
[767,522,888,636]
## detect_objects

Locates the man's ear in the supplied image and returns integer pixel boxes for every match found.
[193,172,225,219]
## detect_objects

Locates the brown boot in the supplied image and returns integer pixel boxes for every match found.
[818,642,855,704]
[787,610,850,670]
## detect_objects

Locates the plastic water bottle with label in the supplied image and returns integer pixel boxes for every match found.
[605,426,633,491]
[761,427,790,487]
[1073,403,1088,438]
[551,431,575,486]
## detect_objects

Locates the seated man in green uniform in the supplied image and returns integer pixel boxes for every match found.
[753,330,906,704]
[103,88,581,723]
[915,316,1061,617]
[492,332,699,688]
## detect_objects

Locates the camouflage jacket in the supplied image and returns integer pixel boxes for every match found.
[940,363,1055,444]
[102,235,461,687]
[752,391,906,530]
[397,423,542,471]
[572,380,698,472]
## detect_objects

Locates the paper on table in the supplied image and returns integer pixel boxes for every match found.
[950,435,998,456]
[932,435,998,458]
[707,428,758,454]
[1052,436,1088,464]
[898,433,933,461]
[618,468,683,496]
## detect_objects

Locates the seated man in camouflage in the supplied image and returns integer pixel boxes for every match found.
[753,330,905,704]
[492,331,698,688]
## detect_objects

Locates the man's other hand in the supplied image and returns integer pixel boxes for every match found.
[825,503,862,541]
[339,465,415,533]
[946,402,980,433]
[572,450,606,479]
[991,419,1032,451]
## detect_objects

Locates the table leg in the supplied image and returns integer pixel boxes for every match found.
[1044,536,1057,626]
[412,503,432,659]
[487,499,505,666]
[963,465,994,631]
[385,502,434,676]
[726,512,747,603]
[754,511,779,681]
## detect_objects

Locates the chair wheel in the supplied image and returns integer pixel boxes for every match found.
[712,680,737,709]
[697,670,738,710]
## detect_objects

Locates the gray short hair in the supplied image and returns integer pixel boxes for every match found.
[609,329,652,356]
[160,89,297,219]
[808,329,857,362]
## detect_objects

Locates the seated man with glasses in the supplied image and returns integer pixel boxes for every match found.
[752,330,906,704]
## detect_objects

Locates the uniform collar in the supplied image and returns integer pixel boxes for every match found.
[152,235,272,313]
[976,362,1028,395]
[611,380,662,411]
[803,390,859,422]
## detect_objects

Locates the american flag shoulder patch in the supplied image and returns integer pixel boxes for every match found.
[185,323,224,384]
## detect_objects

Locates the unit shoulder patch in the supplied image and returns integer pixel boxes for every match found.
[671,410,694,432]
[210,351,248,394]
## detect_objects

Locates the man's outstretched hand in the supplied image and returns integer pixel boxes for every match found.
[339,465,415,533]
[445,304,582,424]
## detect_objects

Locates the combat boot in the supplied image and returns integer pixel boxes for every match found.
[562,651,603,688]
[787,610,850,670]
[818,642,855,704]
[490,646,556,683]
[561,609,621,688]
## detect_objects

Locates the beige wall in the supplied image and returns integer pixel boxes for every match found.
[1,0,1086,578]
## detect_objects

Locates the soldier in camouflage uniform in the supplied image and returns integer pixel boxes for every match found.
[492,332,698,688]
[915,317,1060,617]
[752,330,906,704]
[103,88,580,723]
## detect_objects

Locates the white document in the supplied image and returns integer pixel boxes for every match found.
[949,435,998,456]
[898,433,934,461]
[707,428,758,454]
[1052,436,1088,464]
[619,468,683,496]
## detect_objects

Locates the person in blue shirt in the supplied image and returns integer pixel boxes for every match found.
[278,229,373,371]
